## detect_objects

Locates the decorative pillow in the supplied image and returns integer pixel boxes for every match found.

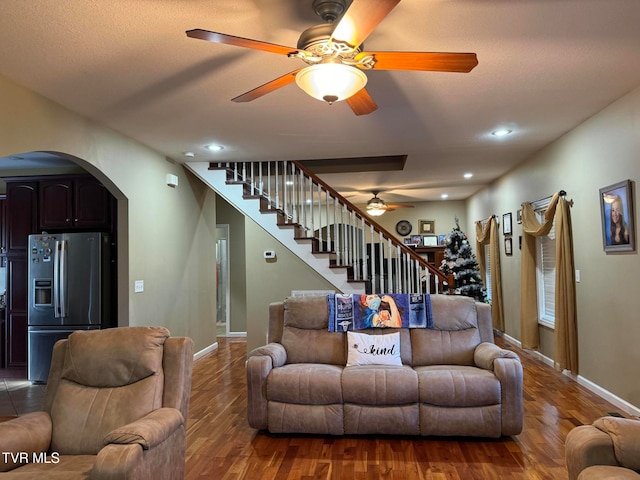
[346,331,402,366]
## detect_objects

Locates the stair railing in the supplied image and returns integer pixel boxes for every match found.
[210,160,452,294]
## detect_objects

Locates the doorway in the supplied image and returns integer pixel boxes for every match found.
[216,225,230,337]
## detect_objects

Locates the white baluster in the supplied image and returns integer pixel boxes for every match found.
[334,200,340,264]
[266,162,272,209]
[317,183,322,250]
[325,190,330,252]
[308,179,313,238]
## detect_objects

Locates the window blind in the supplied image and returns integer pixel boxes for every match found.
[535,206,556,327]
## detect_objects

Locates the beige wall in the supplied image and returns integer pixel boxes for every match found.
[374,200,468,241]
[467,85,640,408]
[0,74,217,353]
[244,217,336,351]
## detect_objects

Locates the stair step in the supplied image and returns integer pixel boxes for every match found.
[259,208,281,215]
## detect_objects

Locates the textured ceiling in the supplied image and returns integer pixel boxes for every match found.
[1,0,639,204]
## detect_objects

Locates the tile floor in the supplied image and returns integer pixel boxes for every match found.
[0,378,46,418]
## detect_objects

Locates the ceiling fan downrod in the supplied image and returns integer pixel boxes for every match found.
[312,0,348,23]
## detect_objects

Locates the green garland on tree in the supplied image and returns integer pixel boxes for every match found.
[439,219,486,301]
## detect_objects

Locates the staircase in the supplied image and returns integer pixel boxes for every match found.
[186,160,451,296]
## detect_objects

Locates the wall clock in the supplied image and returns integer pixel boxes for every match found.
[395,220,412,236]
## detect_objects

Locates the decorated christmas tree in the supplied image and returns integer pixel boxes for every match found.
[439,218,486,301]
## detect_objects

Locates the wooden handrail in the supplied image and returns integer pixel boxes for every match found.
[291,160,450,287]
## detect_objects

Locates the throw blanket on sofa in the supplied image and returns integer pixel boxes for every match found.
[327,293,433,332]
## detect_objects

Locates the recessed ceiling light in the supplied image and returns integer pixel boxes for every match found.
[441,193,449,199]
[183,152,195,158]
[205,144,224,152]
[463,172,473,179]
[491,129,512,137]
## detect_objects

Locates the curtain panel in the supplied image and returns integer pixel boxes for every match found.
[520,192,578,374]
[475,216,504,331]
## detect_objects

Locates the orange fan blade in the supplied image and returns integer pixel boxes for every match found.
[330,0,401,51]
[346,88,378,116]
[186,29,299,56]
[384,204,414,211]
[231,69,301,103]
[359,51,478,72]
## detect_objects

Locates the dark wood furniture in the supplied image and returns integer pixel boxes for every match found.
[414,245,446,268]
[39,177,111,230]
[2,174,116,369]
[415,246,446,292]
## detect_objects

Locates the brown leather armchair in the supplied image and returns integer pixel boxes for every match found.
[565,416,640,479]
[0,326,194,479]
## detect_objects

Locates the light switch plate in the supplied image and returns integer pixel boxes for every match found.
[134,280,144,293]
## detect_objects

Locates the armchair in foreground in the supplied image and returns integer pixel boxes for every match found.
[565,416,640,479]
[0,326,194,479]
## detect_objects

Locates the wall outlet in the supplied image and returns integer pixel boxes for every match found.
[134,280,144,293]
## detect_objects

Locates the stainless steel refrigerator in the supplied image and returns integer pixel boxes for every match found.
[27,232,112,383]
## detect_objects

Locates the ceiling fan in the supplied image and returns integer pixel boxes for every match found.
[366,191,414,216]
[186,0,478,116]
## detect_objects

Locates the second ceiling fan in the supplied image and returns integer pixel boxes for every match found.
[366,191,414,216]
[186,0,478,116]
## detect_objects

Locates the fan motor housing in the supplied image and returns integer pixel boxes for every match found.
[297,23,334,50]
[297,23,363,59]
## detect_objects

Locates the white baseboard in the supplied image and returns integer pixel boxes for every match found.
[501,333,640,418]
[573,374,640,418]
[194,342,218,360]
[224,332,247,338]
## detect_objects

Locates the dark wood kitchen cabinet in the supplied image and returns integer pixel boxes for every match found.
[3,181,38,367]
[5,181,38,255]
[39,176,111,230]
[5,257,27,367]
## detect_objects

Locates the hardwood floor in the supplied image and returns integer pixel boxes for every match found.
[185,337,628,480]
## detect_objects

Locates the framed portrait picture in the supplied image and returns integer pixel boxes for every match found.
[502,212,512,235]
[410,235,422,246]
[504,237,513,256]
[418,219,435,235]
[599,179,635,252]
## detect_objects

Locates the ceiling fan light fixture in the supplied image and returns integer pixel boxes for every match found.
[295,63,367,104]
[366,194,387,216]
[366,205,386,216]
